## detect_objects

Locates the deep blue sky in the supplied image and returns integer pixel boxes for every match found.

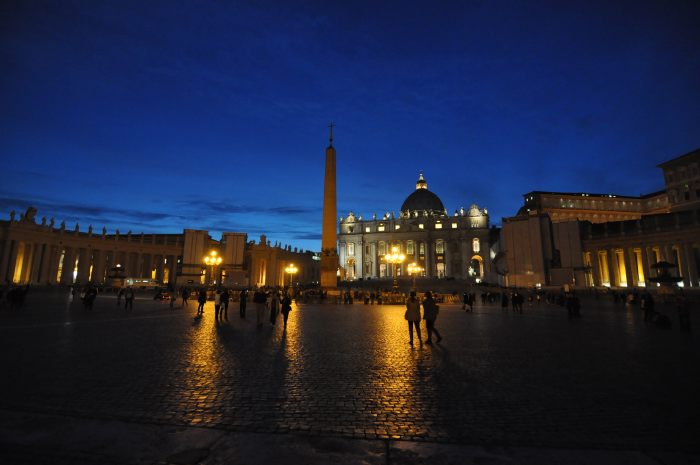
[2,1,699,251]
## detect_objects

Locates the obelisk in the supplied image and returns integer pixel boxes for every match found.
[320,123,339,292]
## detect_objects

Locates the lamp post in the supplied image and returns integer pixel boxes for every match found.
[203,251,222,286]
[385,246,405,291]
[407,262,423,291]
[284,263,298,289]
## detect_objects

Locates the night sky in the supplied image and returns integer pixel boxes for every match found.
[2,1,699,252]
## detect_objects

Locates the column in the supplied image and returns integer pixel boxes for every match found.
[7,241,20,283]
[61,247,76,284]
[155,255,164,282]
[591,250,602,286]
[443,241,450,277]
[662,245,672,264]
[30,243,43,284]
[426,241,435,278]
[37,244,50,284]
[142,254,153,279]
[77,248,91,283]
[609,249,620,287]
[0,239,11,283]
[687,244,699,287]
[625,248,637,287]
[91,249,105,284]
[640,246,651,286]
[682,244,695,287]
[45,246,59,284]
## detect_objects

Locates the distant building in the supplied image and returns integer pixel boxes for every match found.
[0,209,319,287]
[500,148,700,289]
[338,173,498,282]
[658,148,700,211]
[519,190,669,223]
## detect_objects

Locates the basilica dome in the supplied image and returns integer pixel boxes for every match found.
[400,173,446,216]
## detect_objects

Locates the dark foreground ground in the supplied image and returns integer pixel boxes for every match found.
[0,288,698,464]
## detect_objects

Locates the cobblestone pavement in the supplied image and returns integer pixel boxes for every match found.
[0,289,698,454]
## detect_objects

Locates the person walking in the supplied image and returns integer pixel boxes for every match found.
[117,287,124,307]
[214,290,222,320]
[239,289,248,318]
[181,287,189,307]
[124,286,135,311]
[404,291,422,346]
[269,289,280,325]
[281,290,292,330]
[253,288,266,328]
[423,291,442,344]
[220,288,229,320]
[197,288,207,315]
[501,292,509,312]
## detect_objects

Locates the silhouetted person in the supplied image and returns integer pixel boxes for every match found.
[239,289,248,318]
[270,290,280,325]
[124,286,135,311]
[220,288,229,320]
[117,287,124,306]
[253,288,266,327]
[423,291,442,344]
[181,287,189,307]
[197,289,207,315]
[501,292,509,311]
[214,290,222,319]
[281,291,292,330]
[405,290,422,346]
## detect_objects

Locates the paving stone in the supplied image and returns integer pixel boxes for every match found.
[0,288,698,454]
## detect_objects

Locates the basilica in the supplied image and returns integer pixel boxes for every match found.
[337,173,497,282]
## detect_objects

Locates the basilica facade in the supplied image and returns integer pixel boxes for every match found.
[337,173,497,283]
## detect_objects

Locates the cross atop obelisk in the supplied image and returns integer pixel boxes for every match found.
[320,123,339,292]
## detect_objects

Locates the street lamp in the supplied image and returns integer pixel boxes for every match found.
[203,250,222,285]
[284,263,298,288]
[385,246,406,291]
[407,262,424,290]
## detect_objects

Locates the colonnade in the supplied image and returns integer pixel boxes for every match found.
[0,226,182,285]
[587,242,700,288]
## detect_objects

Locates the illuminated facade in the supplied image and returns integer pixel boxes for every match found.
[338,173,497,282]
[519,190,669,223]
[0,207,319,287]
[659,148,700,212]
[501,148,700,288]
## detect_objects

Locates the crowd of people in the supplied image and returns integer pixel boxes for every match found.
[178,286,294,330]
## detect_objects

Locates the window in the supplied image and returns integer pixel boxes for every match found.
[395,224,400,230]
[472,238,480,253]
[365,226,370,233]
[365,245,370,255]
[378,224,385,232]
[407,241,414,255]
[419,224,424,229]
[378,242,386,255]
[436,240,444,254]
[419,243,425,255]
[348,243,355,256]
[451,223,457,229]
[435,223,442,229]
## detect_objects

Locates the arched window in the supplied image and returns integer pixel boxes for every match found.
[378,242,386,255]
[436,240,444,254]
[472,238,480,253]
[407,241,414,255]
